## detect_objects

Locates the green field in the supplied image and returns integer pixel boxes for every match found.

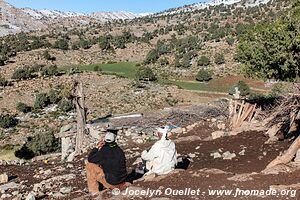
[60,62,137,79]
[60,62,268,94]
[0,145,18,160]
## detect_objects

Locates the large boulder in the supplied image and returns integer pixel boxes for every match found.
[0,173,8,184]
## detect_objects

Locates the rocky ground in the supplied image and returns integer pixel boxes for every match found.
[0,115,300,200]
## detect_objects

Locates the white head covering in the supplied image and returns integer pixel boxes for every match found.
[105,132,116,143]
[157,126,170,140]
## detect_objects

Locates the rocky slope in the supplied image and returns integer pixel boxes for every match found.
[0,0,148,36]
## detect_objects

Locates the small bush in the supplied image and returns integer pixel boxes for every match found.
[53,39,69,50]
[136,67,157,81]
[11,67,34,81]
[58,99,73,112]
[226,37,235,46]
[41,65,59,77]
[0,75,8,87]
[197,56,210,66]
[15,131,61,160]
[16,102,32,113]
[144,49,159,64]
[196,69,213,82]
[93,65,102,72]
[229,80,250,96]
[214,53,225,65]
[34,93,50,109]
[43,50,56,61]
[48,89,62,104]
[0,114,18,129]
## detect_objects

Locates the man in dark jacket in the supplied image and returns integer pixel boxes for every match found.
[86,130,128,194]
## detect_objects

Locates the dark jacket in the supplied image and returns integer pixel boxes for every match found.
[88,142,127,185]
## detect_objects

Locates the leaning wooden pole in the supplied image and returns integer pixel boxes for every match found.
[265,135,300,170]
[75,81,87,154]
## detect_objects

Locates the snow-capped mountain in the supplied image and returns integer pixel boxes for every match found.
[0,0,150,36]
[156,0,271,16]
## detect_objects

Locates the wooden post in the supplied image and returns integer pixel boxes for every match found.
[74,81,87,154]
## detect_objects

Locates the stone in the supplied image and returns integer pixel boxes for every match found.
[44,169,52,175]
[61,137,74,161]
[25,192,35,200]
[52,192,64,198]
[188,153,196,158]
[217,123,226,130]
[222,151,236,160]
[1,194,12,199]
[0,173,8,184]
[0,182,19,192]
[60,187,72,194]
[238,149,245,156]
[60,124,73,133]
[67,151,76,162]
[12,191,19,196]
[171,127,183,135]
[211,131,226,140]
[211,118,217,123]
[210,152,222,159]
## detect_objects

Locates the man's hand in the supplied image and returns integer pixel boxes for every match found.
[97,139,105,149]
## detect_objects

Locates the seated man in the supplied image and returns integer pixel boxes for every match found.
[140,126,177,175]
[86,129,128,194]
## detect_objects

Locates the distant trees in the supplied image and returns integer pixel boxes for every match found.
[229,80,250,96]
[214,53,225,65]
[43,50,55,61]
[99,36,112,50]
[11,67,35,81]
[197,56,210,66]
[236,0,300,81]
[196,69,213,82]
[135,67,157,81]
[53,39,69,50]
[0,114,18,129]
[16,102,32,113]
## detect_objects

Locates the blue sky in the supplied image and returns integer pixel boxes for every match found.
[6,0,208,13]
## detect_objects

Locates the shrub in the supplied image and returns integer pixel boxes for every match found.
[160,58,169,66]
[214,53,225,65]
[229,81,250,96]
[48,89,62,104]
[226,37,235,46]
[34,93,50,109]
[53,39,69,50]
[0,59,5,66]
[196,69,213,82]
[93,65,102,72]
[197,56,210,66]
[11,67,34,81]
[0,114,18,129]
[41,65,59,77]
[0,75,8,87]
[15,131,61,160]
[99,36,111,50]
[43,50,56,61]
[16,102,32,113]
[144,49,159,64]
[79,39,91,49]
[136,67,157,81]
[58,99,73,112]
